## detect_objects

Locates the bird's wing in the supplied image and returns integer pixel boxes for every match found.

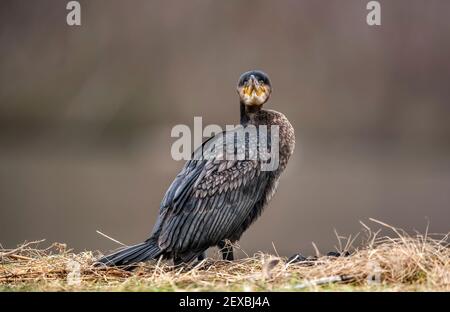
[156,126,271,254]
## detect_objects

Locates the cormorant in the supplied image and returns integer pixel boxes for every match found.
[97,70,295,267]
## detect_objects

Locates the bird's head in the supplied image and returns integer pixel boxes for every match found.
[237,70,272,107]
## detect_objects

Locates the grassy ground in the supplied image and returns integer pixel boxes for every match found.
[1,220,449,292]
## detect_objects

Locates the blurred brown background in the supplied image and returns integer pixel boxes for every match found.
[0,0,449,257]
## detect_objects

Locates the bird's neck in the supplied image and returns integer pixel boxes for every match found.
[240,102,263,126]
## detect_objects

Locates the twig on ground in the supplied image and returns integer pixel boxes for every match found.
[0,239,46,260]
[96,230,128,247]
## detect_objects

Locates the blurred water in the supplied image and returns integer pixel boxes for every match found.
[0,0,449,257]
[1,130,448,256]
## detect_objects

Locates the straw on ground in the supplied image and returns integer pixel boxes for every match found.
[1,220,449,291]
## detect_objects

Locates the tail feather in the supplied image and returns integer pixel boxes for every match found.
[96,239,161,268]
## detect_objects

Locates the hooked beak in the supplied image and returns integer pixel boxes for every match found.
[244,75,260,96]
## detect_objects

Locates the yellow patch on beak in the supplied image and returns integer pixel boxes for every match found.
[243,86,253,96]
[243,85,266,97]
[255,86,266,96]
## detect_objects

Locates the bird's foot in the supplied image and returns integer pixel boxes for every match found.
[172,253,211,271]
[326,251,351,258]
[287,251,351,266]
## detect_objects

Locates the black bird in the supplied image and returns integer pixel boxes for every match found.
[97,70,295,267]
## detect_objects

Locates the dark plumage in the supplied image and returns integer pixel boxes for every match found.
[97,70,295,268]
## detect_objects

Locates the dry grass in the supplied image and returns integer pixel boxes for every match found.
[1,220,449,292]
